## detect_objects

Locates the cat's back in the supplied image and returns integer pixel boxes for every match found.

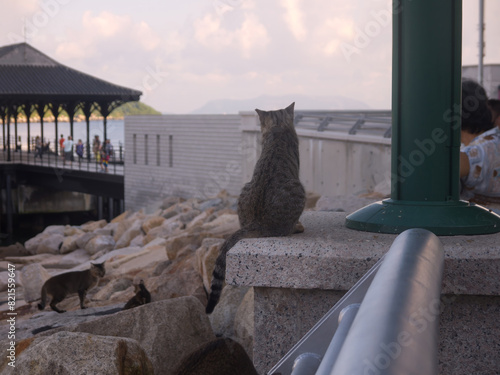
[238,103,305,230]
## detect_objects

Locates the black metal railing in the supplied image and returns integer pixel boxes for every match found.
[0,136,125,175]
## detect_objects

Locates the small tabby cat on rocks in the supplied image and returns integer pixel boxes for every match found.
[38,262,106,313]
[206,102,305,314]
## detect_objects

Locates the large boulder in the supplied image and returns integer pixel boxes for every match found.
[84,235,116,255]
[172,337,258,375]
[41,225,65,236]
[59,235,79,254]
[63,225,84,237]
[80,219,107,232]
[199,213,239,238]
[115,218,144,249]
[234,287,255,359]
[0,242,28,258]
[19,263,51,302]
[0,272,10,292]
[141,216,165,234]
[24,233,48,255]
[195,238,224,292]
[63,296,215,375]
[104,239,168,277]
[75,231,97,250]
[113,212,145,243]
[148,255,207,306]
[56,249,91,269]
[3,331,154,375]
[36,234,64,255]
[208,285,250,343]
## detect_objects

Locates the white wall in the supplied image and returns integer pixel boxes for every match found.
[124,114,242,211]
[125,113,392,211]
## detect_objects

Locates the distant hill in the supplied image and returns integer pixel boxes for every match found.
[191,94,370,114]
[110,101,161,118]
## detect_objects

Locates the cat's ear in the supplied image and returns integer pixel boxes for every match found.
[255,108,266,124]
[285,102,295,116]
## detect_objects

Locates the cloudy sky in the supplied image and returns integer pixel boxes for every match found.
[1,0,499,113]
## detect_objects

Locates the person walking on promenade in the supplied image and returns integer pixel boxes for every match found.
[63,135,74,167]
[76,139,84,164]
[34,136,42,159]
[59,134,65,162]
[93,135,101,164]
[101,139,113,173]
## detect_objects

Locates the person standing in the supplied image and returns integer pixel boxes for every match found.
[76,139,84,163]
[63,135,74,167]
[59,134,65,161]
[93,135,101,164]
[101,139,113,173]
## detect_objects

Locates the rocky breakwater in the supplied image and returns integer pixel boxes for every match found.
[0,191,258,375]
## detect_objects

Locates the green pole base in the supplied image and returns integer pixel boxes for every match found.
[345,199,500,236]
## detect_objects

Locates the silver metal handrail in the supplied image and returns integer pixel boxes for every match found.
[269,228,444,375]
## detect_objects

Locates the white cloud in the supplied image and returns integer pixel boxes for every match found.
[193,11,269,58]
[133,21,162,51]
[81,11,130,38]
[280,0,307,41]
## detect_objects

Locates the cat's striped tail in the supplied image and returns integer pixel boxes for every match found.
[206,228,260,314]
[37,286,46,310]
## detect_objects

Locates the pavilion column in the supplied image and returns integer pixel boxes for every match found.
[51,103,62,155]
[1,107,5,151]
[81,102,93,161]
[345,0,500,235]
[97,101,114,142]
[36,103,46,144]
[6,108,11,162]
[24,104,34,153]
[12,105,19,152]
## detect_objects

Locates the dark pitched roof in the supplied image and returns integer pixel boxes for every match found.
[0,43,141,103]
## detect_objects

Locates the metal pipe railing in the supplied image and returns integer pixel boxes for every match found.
[269,228,444,375]
[331,228,444,375]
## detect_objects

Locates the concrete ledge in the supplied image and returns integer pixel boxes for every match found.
[227,211,500,374]
[227,211,500,295]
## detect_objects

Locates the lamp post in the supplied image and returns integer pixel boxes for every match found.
[346,0,500,235]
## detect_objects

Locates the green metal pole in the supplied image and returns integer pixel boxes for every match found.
[345,0,500,235]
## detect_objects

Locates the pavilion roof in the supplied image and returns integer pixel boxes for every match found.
[0,43,141,105]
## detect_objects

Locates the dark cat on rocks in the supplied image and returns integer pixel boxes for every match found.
[206,102,305,314]
[123,280,151,310]
[37,262,106,313]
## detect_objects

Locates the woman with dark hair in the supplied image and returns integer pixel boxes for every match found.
[460,80,500,202]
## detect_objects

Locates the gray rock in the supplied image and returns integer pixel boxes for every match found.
[75,231,97,249]
[36,234,64,255]
[234,287,255,359]
[172,337,258,375]
[59,235,79,254]
[198,198,223,211]
[0,304,125,340]
[0,242,28,258]
[57,249,91,269]
[41,225,66,236]
[5,331,154,375]
[19,263,50,303]
[62,296,215,375]
[0,272,10,292]
[84,235,116,255]
[115,219,144,249]
[208,285,250,339]
[24,233,48,255]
